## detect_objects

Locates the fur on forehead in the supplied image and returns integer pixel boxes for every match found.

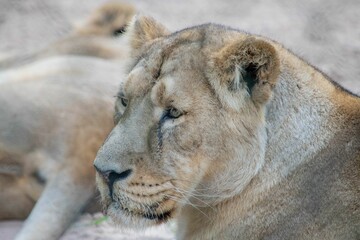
[123,48,166,98]
[123,66,151,97]
[151,77,179,108]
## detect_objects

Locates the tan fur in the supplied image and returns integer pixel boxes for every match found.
[94,16,360,239]
[0,1,136,70]
[0,2,134,237]
[74,2,135,36]
[0,56,125,240]
[126,15,170,57]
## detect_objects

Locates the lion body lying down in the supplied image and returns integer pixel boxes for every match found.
[0,2,135,239]
[94,16,360,239]
[0,56,125,240]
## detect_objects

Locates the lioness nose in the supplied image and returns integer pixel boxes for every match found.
[95,166,132,184]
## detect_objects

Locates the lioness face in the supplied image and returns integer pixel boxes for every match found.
[94,17,279,227]
[95,47,222,227]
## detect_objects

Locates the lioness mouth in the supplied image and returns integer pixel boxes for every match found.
[116,201,174,223]
[143,210,173,222]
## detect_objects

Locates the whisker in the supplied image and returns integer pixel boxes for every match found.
[172,184,220,200]
[170,178,220,193]
[173,187,216,212]
[168,191,211,220]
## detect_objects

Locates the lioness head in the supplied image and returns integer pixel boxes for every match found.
[94,16,280,227]
[75,2,135,37]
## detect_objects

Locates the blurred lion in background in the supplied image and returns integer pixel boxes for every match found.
[0,2,135,239]
[0,1,135,70]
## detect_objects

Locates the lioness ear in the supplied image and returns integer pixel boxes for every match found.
[126,15,170,54]
[211,37,280,106]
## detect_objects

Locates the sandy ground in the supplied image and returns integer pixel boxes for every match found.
[0,0,359,239]
[0,214,176,239]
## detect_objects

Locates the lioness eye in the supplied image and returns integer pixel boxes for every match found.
[167,108,182,119]
[120,97,128,107]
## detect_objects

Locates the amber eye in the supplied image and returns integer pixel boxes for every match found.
[120,97,128,107]
[167,107,182,119]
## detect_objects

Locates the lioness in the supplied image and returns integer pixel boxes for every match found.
[94,16,360,239]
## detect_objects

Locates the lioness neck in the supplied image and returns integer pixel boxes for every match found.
[264,46,360,190]
[178,45,360,239]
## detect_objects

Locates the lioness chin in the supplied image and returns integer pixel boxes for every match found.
[94,16,360,239]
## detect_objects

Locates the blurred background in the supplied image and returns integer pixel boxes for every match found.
[0,0,359,239]
[1,0,359,93]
